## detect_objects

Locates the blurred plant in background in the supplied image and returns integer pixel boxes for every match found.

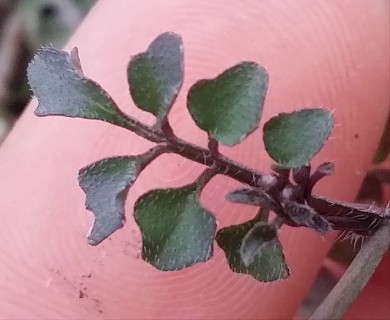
[0,0,96,140]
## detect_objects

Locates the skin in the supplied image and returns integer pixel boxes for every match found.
[0,0,388,318]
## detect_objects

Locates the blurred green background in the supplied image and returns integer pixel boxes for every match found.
[0,0,97,141]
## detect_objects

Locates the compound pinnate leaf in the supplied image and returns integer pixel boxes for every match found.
[263,108,334,168]
[128,32,183,119]
[226,188,285,216]
[188,62,269,146]
[27,47,130,127]
[79,147,165,245]
[314,162,335,176]
[216,219,289,282]
[134,185,216,271]
[240,222,278,267]
[227,188,272,206]
[309,162,335,190]
[284,202,332,235]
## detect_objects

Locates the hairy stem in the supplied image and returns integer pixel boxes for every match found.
[171,137,267,187]
[119,112,165,143]
[196,168,218,191]
[309,222,390,320]
[118,114,389,232]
